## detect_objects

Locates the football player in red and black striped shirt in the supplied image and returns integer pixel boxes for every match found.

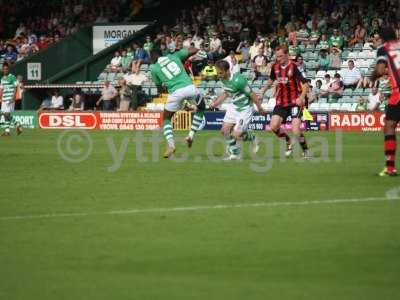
[376,27,400,176]
[261,45,310,158]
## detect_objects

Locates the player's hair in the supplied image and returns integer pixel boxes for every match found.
[380,27,396,42]
[215,60,230,71]
[150,48,162,58]
[275,44,288,54]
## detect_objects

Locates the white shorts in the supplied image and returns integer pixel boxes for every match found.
[1,101,14,113]
[223,105,254,133]
[165,84,200,112]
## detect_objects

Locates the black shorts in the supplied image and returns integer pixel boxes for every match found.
[386,103,400,122]
[272,105,302,123]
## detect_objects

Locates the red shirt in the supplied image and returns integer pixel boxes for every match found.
[269,61,307,107]
[377,40,400,105]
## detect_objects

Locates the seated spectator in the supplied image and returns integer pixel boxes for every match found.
[326,73,344,99]
[318,34,330,50]
[120,50,132,73]
[329,46,342,70]
[358,86,383,111]
[255,59,272,80]
[107,51,122,72]
[349,23,367,47]
[39,89,64,110]
[311,79,323,101]
[37,36,49,50]
[209,32,223,60]
[201,60,218,81]
[316,49,330,71]
[224,50,240,76]
[309,24,320,45]
[68,88,85,111]
[252,47,268,72]
[295,55,307,78]
[143,35,154,55]
[4,45,17,64]
[131,41,150,74]
[296,23,310,44]
[96,81,117,111]
[236,40,250,63]
[340,60,363,89]
[320,74,332,97]
[328,29,344,49]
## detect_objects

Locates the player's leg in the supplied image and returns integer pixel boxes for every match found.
[222,122,240,159]
[380,105,398,176]
[270,107,292,156]
[162,91,182,158]
[290,105,309,158]
[233,109,259,155]
[186,88,205,147]
[1,102,12,136]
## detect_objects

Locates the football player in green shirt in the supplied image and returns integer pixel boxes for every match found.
[150,47,205,158]
[209,60,266,160]
[0,64,22,136]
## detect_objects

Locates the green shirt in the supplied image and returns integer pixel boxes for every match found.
[150,49,193,93]
[328,35,344,48]
[222,73,253,112]
[144,42,154,53]
[0,74,17,103]
[121,56,132,69]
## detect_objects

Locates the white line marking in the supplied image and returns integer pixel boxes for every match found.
[0,197,398,221]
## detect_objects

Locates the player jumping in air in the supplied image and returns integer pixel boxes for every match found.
[0,64,22,136]
[260,45,310,158]
[376,28,400,176]
[150,47,205,158]
[209,60,266,160]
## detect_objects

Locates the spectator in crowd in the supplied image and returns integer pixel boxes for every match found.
[123,71,147,110]
[255,58,272,80]
[252,47,268,73]
[340,60,363,89]
[143,35,154,55]
[358,86,383,111]
[39,89,64,110]
[14,75,24,110]
[201,59,218,81]
[4,45,17,64]
[209,32,222,60]
[327,73,344,99]
[320,74,332,97]
[329,46,342,70]
[349,23,367,47]
[317,49,330,71]
[68,88,85,111]
[107,51,122,72]
[236,40,250,63]
[131,41,150,74]
[120,50,132,73]
[295,55,307,78]
[118,78,133,111]
[328,29,344,49]
[224,50,240,76]
[96,80,117,111]
[312,79,323,100]
[318,34,330,50]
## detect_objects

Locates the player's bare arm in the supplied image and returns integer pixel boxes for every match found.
[209,91,228,109]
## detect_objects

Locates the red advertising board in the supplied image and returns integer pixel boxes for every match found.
[96,112,163,130]
[38,112,163,130]
[329,112,400,132]
[39,112,97,129]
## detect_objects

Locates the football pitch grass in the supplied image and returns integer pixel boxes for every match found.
[1,129,399,300]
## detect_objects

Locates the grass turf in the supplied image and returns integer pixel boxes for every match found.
[0,129,399,300]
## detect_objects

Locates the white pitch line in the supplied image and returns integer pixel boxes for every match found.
[0,196,399,221]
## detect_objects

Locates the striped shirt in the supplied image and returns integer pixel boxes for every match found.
[0,74,17,103]
[222,73,253,112]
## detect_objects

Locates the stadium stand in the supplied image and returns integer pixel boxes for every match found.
[4,0,400,112]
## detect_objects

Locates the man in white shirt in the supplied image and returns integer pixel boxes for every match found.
[209,32,222,60]
[108,51,122,72]
[320,74,331,97]
[224,51,240,76]
[359,87,383,111]
[340,60,362,89]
